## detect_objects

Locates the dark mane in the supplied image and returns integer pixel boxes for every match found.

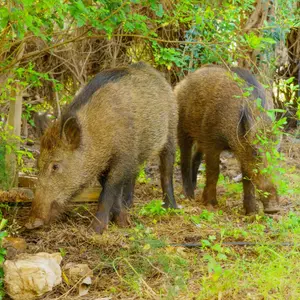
[61,67,129,125]
[231,67,266,107]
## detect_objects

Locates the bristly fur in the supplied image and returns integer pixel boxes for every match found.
[45,63,149,148]
[61,67,129,125]
[40,121,61,150]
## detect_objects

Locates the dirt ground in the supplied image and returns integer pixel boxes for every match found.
[2,132,300,300]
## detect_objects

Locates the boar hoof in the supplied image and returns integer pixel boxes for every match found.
[263,206,280,214]
[24,218,45,230]
[183,189,195,200]
[91,216,108,234]
[112,211,131,228]
[263,200,280,214]
[202,197,218,206]
[245,210,257,216]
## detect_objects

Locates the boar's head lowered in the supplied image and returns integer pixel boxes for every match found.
[25,117,84,229]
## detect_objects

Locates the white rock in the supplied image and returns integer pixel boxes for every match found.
[4,252,62,300]
[64,263,93,296]
[233,173,243,182]
[64,263,93,284]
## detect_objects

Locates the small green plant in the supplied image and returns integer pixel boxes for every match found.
[201,235,231,282]
[252,101,289,195]
[279,212,300,231]
[218,173,229,185]
[22,103,38,127]
[175,148,181,167]
[139,199,182,217]
[0,122,35,189]
[139,200,167,216]
[0,216,7,300]
[59,248,67,257]
[137,166,150,184]
[190,209,215,225]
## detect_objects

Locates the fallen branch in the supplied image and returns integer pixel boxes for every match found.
[170,241,297,247]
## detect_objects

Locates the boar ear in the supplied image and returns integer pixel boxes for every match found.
[62,117,81,149]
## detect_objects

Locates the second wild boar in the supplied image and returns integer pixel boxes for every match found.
[175,65,280,214]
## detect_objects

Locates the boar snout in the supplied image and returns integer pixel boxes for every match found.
[25,189,57,229]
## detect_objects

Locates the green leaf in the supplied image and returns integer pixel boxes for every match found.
[155,4,164,18]
[201,239,211,248]
[0,8,9,28]
[212,243,222,253]
[217,253,227,260]
[0,219,7,231]
[262,37,276,44]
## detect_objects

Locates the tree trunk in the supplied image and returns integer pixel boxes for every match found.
[239,0,275,81]
[50,74,61,118]
[0,40,25,189]
[21,116,28,138]
[274,2,299,127]
[5,83,23,189]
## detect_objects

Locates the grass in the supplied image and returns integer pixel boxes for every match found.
[3,137,300,299]
[88,203,300,299]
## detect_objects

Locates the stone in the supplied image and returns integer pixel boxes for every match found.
[64,263,93,285]
[4,252,62,300]
[64,263,93,296]
[233,173,243,182]
[2,237,27,259]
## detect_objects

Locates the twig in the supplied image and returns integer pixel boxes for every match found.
[170,241,297,247]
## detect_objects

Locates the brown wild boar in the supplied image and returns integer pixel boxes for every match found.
[175,65,280,214]
[25,62,178,233]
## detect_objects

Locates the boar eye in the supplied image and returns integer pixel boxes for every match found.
[52,163,60,172]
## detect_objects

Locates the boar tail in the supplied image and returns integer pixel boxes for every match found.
[238,104,258,145]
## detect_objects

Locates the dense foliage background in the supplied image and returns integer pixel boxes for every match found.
[0,0,298,188]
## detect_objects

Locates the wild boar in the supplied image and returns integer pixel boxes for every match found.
[25,62,178,233]
[175,65,280,214]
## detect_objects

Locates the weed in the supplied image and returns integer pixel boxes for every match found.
[190,210,215,225]
[59,248,67,257]
[139,199,183,217]
[0,215,7,300]
[137,165,150,184]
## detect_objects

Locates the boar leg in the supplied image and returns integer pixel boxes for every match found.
[241,170,257,214]
[178,131,194,199]
[237,150,258,214]
[110,188,129,228]
[98,171,108,188]
[192,151,202,191]
[159,137,177,208]
[92,171,124,234]
[111,175,137,228]
[122,175,137,208]
[240,152,279,214]
[202,151,220,206]
[252,175,280,214]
